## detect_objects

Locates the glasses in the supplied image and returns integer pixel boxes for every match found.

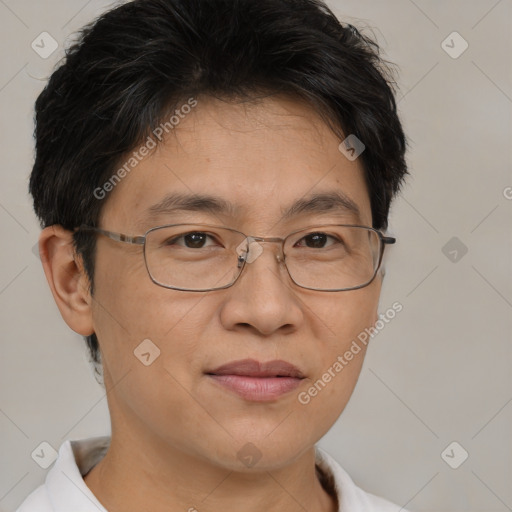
[76,223,395,292]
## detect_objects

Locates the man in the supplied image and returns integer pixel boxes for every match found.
[18,0,409,510]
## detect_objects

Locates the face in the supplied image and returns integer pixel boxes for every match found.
[90,94,382,470]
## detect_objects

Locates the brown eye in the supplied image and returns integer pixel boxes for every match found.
[165,232,218,249]
[295,232,340,249]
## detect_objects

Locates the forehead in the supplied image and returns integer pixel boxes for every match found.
[99,95,372,232]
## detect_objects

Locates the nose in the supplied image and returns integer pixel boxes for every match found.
[219,239,304,336]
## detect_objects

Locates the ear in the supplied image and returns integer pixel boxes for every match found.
[39,225,95,336]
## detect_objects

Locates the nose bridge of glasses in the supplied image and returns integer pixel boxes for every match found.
[249,236,284,244]
[240,236,285,265]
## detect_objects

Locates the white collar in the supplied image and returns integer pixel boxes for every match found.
[17,436,405,512]
[46,437,109,512]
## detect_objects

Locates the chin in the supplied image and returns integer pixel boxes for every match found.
[199,432,314,472]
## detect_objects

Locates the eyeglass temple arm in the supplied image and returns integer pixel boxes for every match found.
[382,235,396,245]
[76,225,145,245]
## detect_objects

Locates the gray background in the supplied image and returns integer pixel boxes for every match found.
[1,1,511,510]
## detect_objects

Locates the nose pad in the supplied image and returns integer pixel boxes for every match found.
[236,238,260,267]
[235,237,284,268]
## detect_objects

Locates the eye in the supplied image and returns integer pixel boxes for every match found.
[294,232,341,249]
[166,232,219,249]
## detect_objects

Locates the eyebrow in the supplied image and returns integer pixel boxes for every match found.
[141,190,361,225]
[280,191,360,221]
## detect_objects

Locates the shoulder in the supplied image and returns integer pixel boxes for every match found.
[359,489,408,511]
[315,446,408,512]
[15,436,110,512]
[15,484,52,512]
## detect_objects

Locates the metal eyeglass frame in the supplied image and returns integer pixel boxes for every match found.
[75,223,396,292]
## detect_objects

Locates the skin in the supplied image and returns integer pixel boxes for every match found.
[40,94,384,512]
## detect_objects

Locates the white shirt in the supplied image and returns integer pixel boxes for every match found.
[16,436,407,511]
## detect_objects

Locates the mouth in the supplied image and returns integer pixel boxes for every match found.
[205,359,306,402]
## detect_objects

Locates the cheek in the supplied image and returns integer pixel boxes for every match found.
[92,247,193,338]
[91,248,216,390]
[296,281,380,423]
[91,261,215,446]
[309,277,381,351]
[91,251,145,341]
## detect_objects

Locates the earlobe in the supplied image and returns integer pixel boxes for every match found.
[39,225,95,336]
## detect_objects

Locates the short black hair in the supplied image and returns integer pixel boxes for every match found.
[29,0,409,375]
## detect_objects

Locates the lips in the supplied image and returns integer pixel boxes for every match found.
[206,358,305,379]
[206,359,306,402]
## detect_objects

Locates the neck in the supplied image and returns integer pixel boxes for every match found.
[84,432,337,512]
